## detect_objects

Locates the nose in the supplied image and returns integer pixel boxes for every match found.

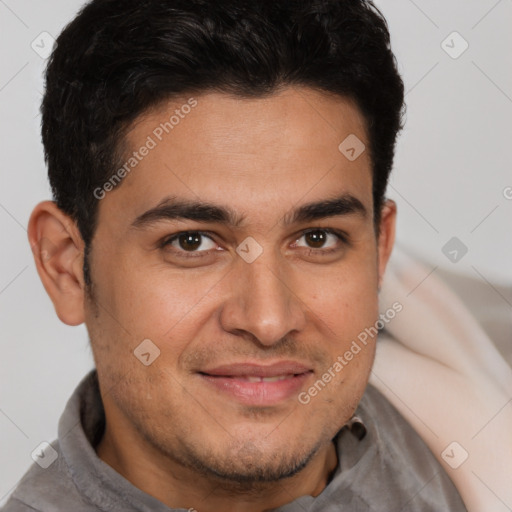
[219,253,307,347]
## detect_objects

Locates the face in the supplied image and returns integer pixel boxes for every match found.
[84,86,395,482]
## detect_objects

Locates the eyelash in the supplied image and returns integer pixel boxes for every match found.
[294,228,349,255]
[160,228,350,259]
[160,230,216,259]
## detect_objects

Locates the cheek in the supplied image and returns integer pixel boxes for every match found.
[302,263,379,340]
[96,257,223,337]
[86,266,223,392]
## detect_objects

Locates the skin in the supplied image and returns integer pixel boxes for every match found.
[28,86,396,512]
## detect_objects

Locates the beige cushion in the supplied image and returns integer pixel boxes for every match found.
[436,268,512,366]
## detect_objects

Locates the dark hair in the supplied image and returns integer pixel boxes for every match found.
[42,0,405,282]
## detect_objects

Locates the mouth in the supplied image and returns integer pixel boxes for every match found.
[197,361,314,406]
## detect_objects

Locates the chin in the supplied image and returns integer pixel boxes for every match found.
[179,435,323,487]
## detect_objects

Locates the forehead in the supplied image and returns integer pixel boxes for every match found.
[132,87,368,159]
[99,86,373,227]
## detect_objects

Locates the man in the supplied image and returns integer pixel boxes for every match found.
[3,0,467,510]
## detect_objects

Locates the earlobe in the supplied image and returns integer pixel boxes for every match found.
[28,201,86,326]
[377,199,397,289]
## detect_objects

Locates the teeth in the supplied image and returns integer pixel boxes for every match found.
[242,375,290,383]
[262,375,289,382]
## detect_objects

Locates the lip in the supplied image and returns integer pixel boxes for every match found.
[198,361,313,406]
[200,361,312,378]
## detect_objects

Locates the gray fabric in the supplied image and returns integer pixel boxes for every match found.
[1,371,467,511]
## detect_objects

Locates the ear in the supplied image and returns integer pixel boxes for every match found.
[28,201,86,326]
[377,199,396,289]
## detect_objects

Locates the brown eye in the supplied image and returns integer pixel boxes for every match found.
[293,229,345,253]
[165,232,217,253]
[304,230,328,248]
[178,233,202,251]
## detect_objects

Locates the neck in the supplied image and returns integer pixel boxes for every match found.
[96,424,339,512]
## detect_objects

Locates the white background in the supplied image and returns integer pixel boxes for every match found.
[1,0,511,503]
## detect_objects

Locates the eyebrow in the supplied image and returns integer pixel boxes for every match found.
[130,194,367,230]
[284,195,367,224]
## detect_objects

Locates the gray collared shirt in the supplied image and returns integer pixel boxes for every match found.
[2,371,467,511]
